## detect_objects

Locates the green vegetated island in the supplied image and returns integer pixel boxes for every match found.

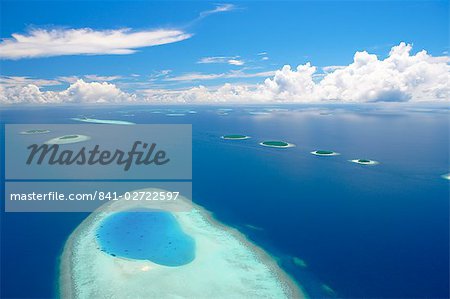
[350,159,379,165]
[311,150,340,156]
[260,141,295,148]
[221,134,251,140]
[59,188,305,298]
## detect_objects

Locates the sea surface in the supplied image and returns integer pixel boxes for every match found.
[1,105,449,298]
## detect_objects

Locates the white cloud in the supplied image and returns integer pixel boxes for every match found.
[322,65,345,72]
[153,43,450,103]
[0,76,61,87]
[0,79,135,104]
[83,75,121,82]
[198,56,245,66]
[261,56,269,61]
[57,76,80,84]
[228,59,245,66]
[0,28,192,59]
[164,70,275,82]
[199,4,236,19]
[2,43,448,104]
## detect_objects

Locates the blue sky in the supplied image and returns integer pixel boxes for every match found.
[0,1,448,104]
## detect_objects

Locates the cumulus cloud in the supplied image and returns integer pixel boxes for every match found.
[0,79,135,104]
[322,65,345,72]
[0,28,192,59]
[158,43,449,103]
[1,43,448,104]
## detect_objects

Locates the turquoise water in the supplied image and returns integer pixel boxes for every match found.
[96,209,195,266]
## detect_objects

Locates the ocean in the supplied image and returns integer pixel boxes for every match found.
[1,105,448,298]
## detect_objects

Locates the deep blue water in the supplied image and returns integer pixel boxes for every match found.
[96,209,195,266]
[1,105,449,298]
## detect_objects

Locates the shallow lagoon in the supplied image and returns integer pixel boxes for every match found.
[96,209,195,266]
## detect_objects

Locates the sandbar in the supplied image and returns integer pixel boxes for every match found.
[72,117,135,125]
[20,129,50,135]
[45,134,90,145]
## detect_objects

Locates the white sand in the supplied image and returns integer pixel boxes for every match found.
[221,135,251,140]
[71,118,135,125]
[349,159,379,165]
[45,134,90,145]
[259,142,295,148]
[59,188,305,299]
[20,129,50,135]
[310,151,340,156]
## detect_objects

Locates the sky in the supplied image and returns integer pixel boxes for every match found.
[0,1,448,104]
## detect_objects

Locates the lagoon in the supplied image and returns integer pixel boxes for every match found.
[96,209,195,266]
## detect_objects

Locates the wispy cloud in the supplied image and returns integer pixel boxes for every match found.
[164,69,275,82]
[0,76,61,87]
[198,56,244,66]
[199,4,236,19]
[84,75,122,82]
[0,28,192,59]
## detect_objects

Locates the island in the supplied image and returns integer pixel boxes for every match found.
[166,113,186,116]
[249,111,270,115]
[349,159,379,165]
[221,134,251,140]
[260,141,295,148]
[71,117,135,125]
[310,150,340,156]
[441,173,450,180]
[45,134,90,145]
[59,188,305,298]
[20,129,50,135]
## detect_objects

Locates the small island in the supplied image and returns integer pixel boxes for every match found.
[221,134,251,140]
[441,173,450,181]
[249,111,270,115]
[45,134,91,145]
[311,150,340,156]
[20,129,50,135]
[260,141,295,148]
[71,117,135,125]
[350,159,379,165]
